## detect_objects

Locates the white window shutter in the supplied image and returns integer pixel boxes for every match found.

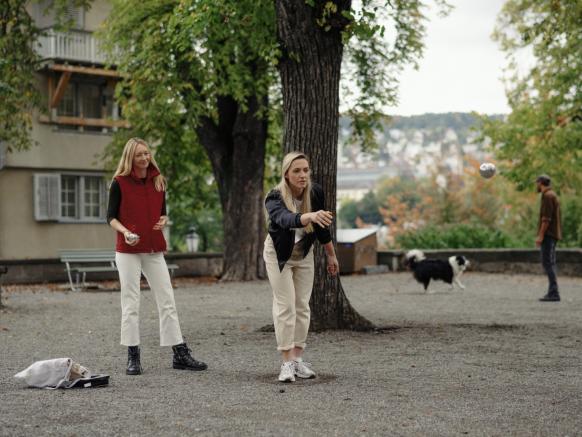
[34,174,60,221]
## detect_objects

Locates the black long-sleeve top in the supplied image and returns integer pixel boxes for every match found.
[265,182,332,271]
[107,179,166,224]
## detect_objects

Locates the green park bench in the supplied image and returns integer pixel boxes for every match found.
[59,249,179,292]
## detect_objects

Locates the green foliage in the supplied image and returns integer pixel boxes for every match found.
[480,0,582,192]
[395,179,582,250]
[100,0,450,249]
[338,191,383,227]
[100,0,278,124]
[396,223,521,249]
[343,161,547,249]
[99,0,279,250]
[338,199,359,228]
[0,1,40,151]
[560,195,582,248]
[0,0,90,151]
[172,204,224,253]
[376,176,422,210]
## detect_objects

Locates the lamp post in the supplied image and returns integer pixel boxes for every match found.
[186,228,199,253]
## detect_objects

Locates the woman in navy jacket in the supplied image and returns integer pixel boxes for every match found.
[263,151,339,382]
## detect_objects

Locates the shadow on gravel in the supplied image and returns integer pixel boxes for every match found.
[255,323,527,337]
[255,373,338,386]
[448,323,523,331]
[373,323,524,334]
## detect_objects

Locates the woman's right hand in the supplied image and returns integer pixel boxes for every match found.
[308,210,333,228]
[123,231,140,246]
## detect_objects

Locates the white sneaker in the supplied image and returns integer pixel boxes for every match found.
[293,358,316,379]
[278,361,295,383]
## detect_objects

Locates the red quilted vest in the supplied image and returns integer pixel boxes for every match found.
[115,166,167,253]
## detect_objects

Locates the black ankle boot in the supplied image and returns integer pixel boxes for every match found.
[172,343,207,371]
[539,292,560,302]
[126,346,142,375]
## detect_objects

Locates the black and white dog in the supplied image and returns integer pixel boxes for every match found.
[404,250,469,292]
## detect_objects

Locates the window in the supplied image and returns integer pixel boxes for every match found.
[83,176,103,218]
[58,86,77,117]
[81,84,102,119]
[34,173,107,222]
[57,82,107,119]
[61,175,78,218]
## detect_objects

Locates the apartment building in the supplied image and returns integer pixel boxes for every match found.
[0,1,119,259]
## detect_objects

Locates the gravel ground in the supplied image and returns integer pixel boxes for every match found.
[0,272,581,436]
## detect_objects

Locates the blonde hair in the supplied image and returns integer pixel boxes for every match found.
[112,138,166,191]
[274,151,314,233]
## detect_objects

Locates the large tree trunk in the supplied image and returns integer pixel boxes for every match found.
[276,0,374,330]
[198,94,267,281]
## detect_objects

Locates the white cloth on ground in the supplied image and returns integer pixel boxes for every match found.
[14,358,90,389]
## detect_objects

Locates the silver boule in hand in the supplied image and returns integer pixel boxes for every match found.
[126,232,140,243]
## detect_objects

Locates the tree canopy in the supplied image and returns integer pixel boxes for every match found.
[100,0,278,273]
[481,0,582,192]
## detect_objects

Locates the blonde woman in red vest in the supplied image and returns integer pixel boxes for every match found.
[107,138,207,375]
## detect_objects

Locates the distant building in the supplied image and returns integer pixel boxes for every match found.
[0,1,118,259]
[337,167,398,206]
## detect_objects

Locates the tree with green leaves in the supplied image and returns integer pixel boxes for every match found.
[101,0,279,280]
[338,191,383,227]
[101,0,447,328]
[0,0,89,152]
[481,0,582,192]
[276,0,449,329]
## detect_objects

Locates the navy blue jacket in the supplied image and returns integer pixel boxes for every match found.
[265,183,332,271]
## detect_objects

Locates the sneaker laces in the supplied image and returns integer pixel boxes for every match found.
[294,359,312,368]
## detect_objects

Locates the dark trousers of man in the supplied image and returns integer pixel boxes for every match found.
[541,236,559,295]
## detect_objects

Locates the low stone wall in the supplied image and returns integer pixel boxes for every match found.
[378,248,582,277]
[0,253,223,285]
[2,248,581,284]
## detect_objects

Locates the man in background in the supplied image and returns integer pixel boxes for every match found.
[535,175,562,302]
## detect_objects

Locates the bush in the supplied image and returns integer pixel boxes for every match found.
[561,195,582,247]
[396,223,527,249]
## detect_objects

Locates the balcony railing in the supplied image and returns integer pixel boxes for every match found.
[36,29,110,65]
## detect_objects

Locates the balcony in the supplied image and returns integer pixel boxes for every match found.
[36,29,109,65]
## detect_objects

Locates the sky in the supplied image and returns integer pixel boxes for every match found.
[389,0,512,116]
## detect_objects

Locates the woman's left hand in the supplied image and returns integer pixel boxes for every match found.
[153,215,168,230]
[327,254,339,276]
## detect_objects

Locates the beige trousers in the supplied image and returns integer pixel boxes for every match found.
[263,236,315,351]
[115,252,183,347]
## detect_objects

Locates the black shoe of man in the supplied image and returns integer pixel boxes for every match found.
[539,292,560,302]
